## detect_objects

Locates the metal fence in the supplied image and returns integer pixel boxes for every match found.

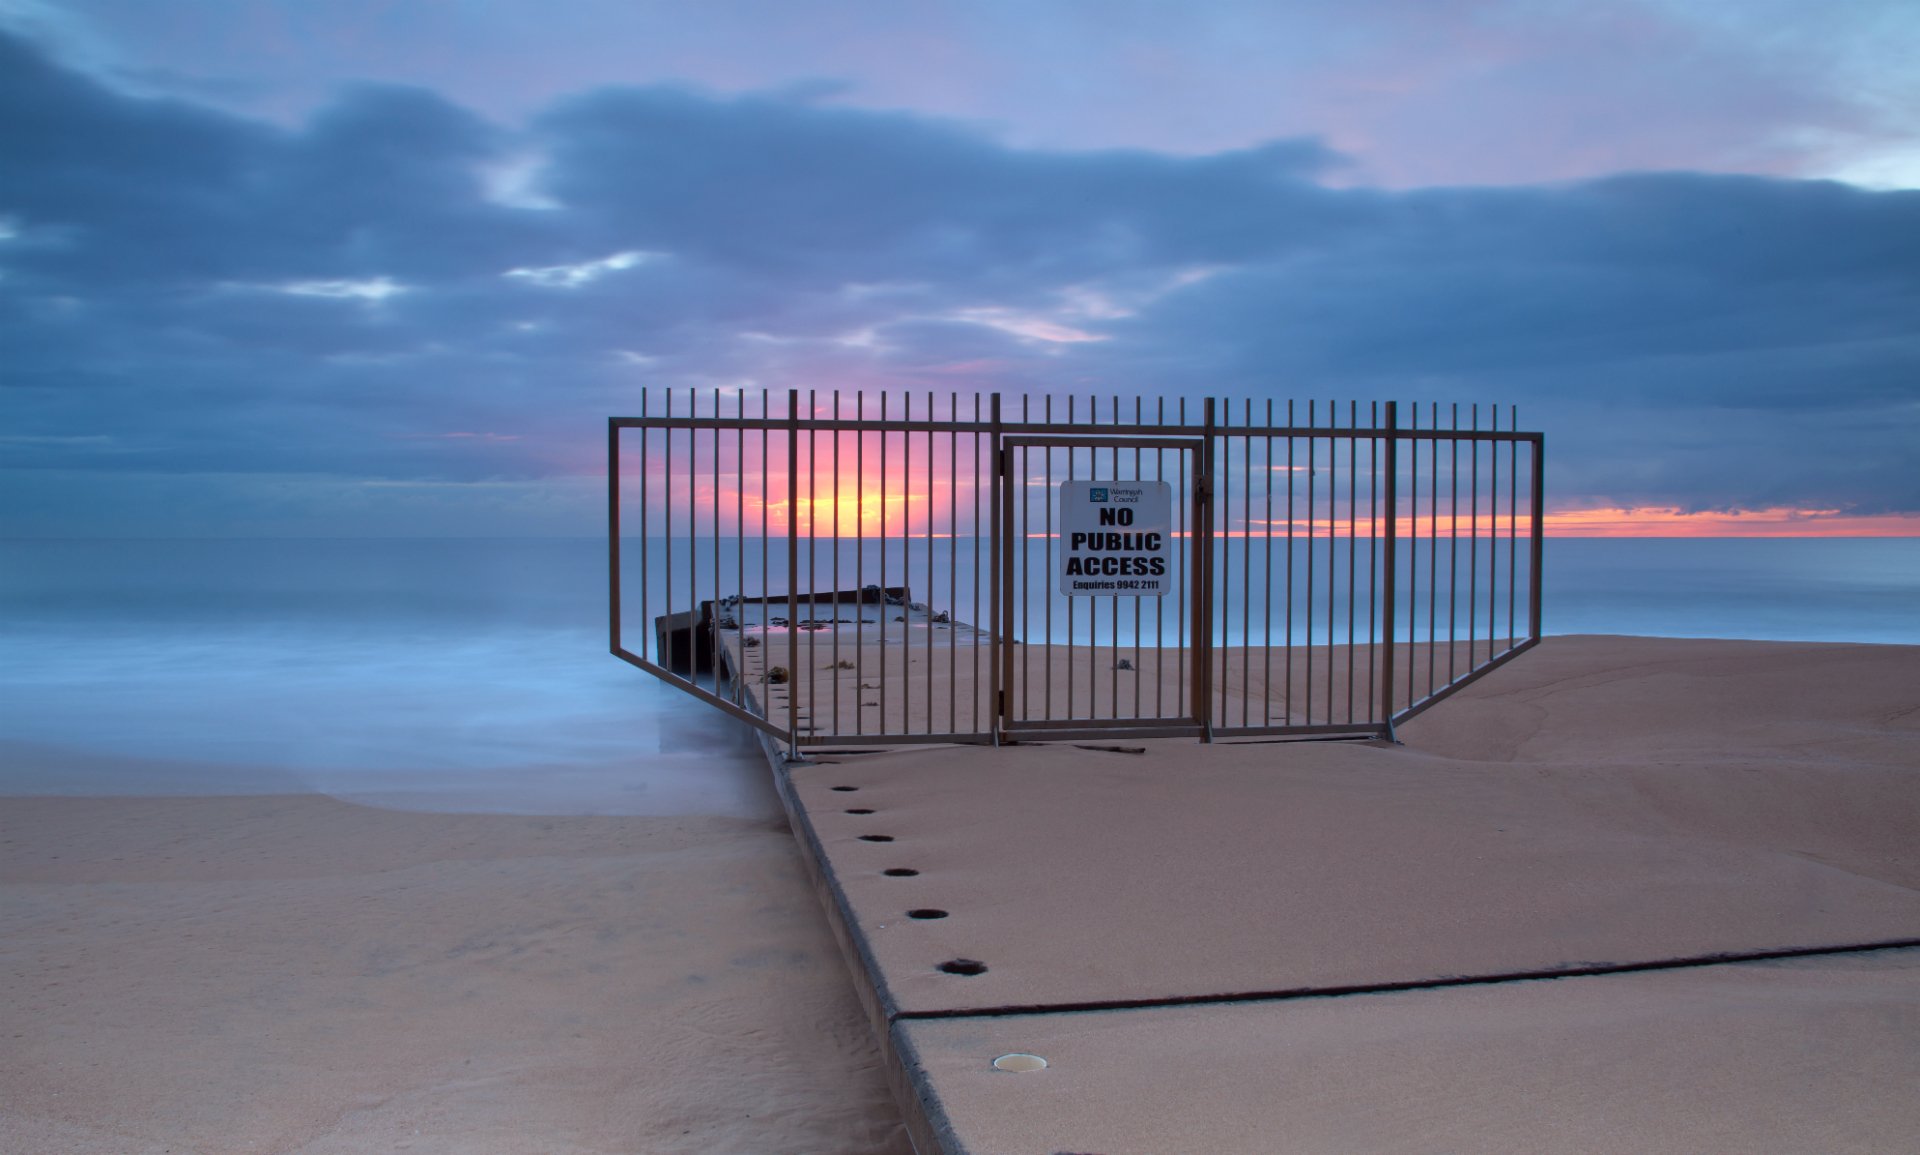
[610,389,1543,749]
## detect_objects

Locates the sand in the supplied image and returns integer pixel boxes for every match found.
[0,796,910,1154]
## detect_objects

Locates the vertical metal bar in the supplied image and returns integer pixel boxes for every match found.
[1468,404,1479,669]
[831,391,841,732]
[1213,402,1226,729]
[664,390,674,675]
[1509,405,1519,652]
[1529,431,1546,643]
[1195,396,1216,737]
[1379,401,1399,727]
[1216,403,1230,730]
[1325,399,1335,724]
[989,393,1005,741]
[854,393,865,736]
[687,389,697,685]
[1450,403,1459,685]
[906,391,918,733]
[1167,400,1182,713]
[927,390,936,733]
[1024,399,1034,724]
[1263,398,1274,727]
[640,394,651,663]
[1488,402,1499,667]
[1121,400,1136,713]
[712,393,722,707]
[948,392,958,733]
[1155,400,1167,719]
[785,389,800,750]
[1428,402,1439,699]
[1113,395,1124,722]
[759,390,768,694]
[609,417,622,656]
[970,393,982,732]
[1347,400,1358,724]
[1305,399,1315,726]
[1241,399,1253,728]
[1285,399,1295,724]
[1367,400,1377,723]
[1407,401,1417,711]
[1006,397,1021,729]
[1044,395,1054,722]
[1066,396,1076,721]
[735,391,746,706]
[879,393,889,734]
[804,390,817,729]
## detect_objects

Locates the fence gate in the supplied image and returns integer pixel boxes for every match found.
[610,389,1544,750]
[999,434,1209,739]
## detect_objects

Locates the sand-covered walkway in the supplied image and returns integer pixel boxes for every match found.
[780,635,1920,1152]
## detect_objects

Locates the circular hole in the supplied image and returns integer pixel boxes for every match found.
[844,808,875,815]
[883,868,920,877]
[938,959,987,976]
[907,908,948,920]
[858,834,894,843]
[830,786,858,792]
[992,1053,1048,1073]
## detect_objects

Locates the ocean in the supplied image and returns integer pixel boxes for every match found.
[3,537,1915,810]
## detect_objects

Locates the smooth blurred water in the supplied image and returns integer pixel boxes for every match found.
[0,539,774,814]
[2,537,1915,811]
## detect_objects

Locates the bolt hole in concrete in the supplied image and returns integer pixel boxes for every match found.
[907,908,948,919]
[858,834,894,842]
[992,1053,1048,1073]
[938,959,987,976]
[830,786,858,792]
[845,807,875,815]
[883,868,919,877]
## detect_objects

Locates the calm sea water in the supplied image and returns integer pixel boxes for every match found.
[3,537,1915,810]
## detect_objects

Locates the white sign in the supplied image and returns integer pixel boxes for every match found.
[1057,480,1173,597]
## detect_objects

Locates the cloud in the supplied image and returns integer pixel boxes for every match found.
[0,28,1916,536]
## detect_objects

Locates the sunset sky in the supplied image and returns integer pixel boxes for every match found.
[3,0,1917,537]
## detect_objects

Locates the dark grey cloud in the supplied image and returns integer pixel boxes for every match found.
[1,30,1916,534]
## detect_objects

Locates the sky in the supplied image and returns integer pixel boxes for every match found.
[2,0,1917,537]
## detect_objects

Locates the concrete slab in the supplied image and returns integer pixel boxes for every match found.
[895,947,1920,1155]
[786,639,1920,1016]
[742,635,1920,1150]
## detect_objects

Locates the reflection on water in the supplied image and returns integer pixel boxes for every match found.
[2,537,1914,811]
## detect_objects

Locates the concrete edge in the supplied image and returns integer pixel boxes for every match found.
[748,724,948,1155]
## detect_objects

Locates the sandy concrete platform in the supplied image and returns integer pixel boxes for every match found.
[758,635,1920,1152]
[896,947,1920,1154]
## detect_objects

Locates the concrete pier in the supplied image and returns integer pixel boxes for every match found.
[720,617,1920,1153]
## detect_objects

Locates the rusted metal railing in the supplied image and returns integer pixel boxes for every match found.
[610,390,1543,748]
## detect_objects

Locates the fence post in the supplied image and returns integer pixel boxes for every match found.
[1529,432,1546,642]
[786,388,801,754]
[1193,397,1216,740]
[989,392,1005,745]
[1379,401,1400,739]
[608,417,621,657]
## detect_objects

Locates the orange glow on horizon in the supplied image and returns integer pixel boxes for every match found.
[1544,506,1920,538]
[621,447,1920,540]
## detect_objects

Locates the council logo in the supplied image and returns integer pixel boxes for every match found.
[1088,487,1108,502]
